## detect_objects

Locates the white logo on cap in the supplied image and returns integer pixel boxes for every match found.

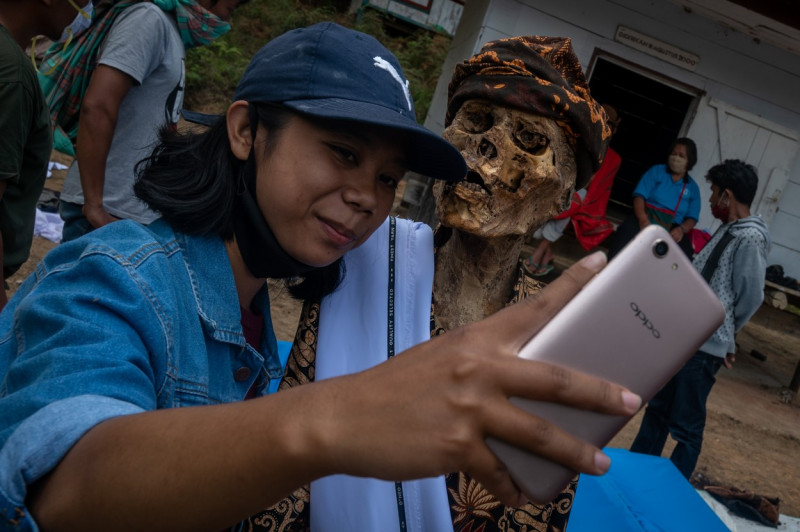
[373,56,412,111]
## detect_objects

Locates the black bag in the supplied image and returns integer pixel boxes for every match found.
[766,264,799,290]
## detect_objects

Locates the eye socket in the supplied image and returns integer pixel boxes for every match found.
[461,109,494,134]
[379,174,400,189]
[513,121,549,155]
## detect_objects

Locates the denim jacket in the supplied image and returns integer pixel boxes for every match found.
[0,219,283,530]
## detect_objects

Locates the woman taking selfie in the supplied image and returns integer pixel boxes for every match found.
[0,23,640,531]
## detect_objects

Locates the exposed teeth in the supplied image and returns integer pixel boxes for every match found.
[461,181,485,192]
[455,170,491,195]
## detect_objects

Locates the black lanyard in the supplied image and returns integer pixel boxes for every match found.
[700,226,734,283]
[387,217,407,531]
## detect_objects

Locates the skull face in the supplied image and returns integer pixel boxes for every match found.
[434,99,577,238]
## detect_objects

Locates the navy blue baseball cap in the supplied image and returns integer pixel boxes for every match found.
[233,22,466,182]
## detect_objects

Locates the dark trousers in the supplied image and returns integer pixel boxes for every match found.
[630,350,723,479]
[606,215,694,260]
[59,200,94,243]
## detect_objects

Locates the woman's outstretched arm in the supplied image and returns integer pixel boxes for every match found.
[29,252,640,531]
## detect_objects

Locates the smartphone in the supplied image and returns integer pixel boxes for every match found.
[488,224,725,504]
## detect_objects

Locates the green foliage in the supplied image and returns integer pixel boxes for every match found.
[185,39,245,109]
[353,8,451,121]
[184,0,452,121]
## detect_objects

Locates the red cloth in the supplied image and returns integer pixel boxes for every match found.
[690,228,712,254]
[554,147,621,250]
[240,306,263,400]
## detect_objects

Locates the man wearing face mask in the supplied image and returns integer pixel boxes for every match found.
[606,137,701,259]
[36,0,246,243]
[631,159,769,480]
[0,0,91,310]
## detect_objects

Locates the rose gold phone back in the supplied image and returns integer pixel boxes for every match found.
[488,225,725,504]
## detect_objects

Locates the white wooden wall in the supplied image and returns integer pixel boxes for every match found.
[688,98,800,272]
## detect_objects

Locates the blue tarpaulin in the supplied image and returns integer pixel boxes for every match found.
[267,340,294,394]
[570,448,729,531]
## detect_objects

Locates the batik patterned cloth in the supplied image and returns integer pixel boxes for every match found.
[237,299,318,532]
[432,261,578,532]
[446,35,610,190]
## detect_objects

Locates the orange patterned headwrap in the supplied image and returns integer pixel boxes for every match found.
[446,36,610,189]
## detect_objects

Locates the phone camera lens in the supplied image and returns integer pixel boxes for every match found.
[653,240,669,258]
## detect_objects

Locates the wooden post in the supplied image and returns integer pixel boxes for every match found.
[765,289,788,310]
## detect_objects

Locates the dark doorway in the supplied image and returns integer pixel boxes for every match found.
[587,56,699,222]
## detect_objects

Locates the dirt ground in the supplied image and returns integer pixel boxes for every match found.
[10,160,800,518]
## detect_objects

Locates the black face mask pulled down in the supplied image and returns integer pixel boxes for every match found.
[231,149,318,280]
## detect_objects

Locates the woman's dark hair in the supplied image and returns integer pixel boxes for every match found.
[668,137,698,172]
[134,102,345,299]
[706,159,758,207]
[135,102,288,238]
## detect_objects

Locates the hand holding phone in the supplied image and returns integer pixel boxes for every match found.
[489,225,725,504]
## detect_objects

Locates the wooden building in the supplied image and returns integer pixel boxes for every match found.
[412,0,800,278]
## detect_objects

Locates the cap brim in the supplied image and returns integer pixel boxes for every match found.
[180,109,223,127]
[283,98,466,182]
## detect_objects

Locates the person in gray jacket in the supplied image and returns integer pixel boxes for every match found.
[630,158,769,479]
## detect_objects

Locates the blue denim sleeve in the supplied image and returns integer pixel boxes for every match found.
[0,246,172,528]
[0,396,143,530]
